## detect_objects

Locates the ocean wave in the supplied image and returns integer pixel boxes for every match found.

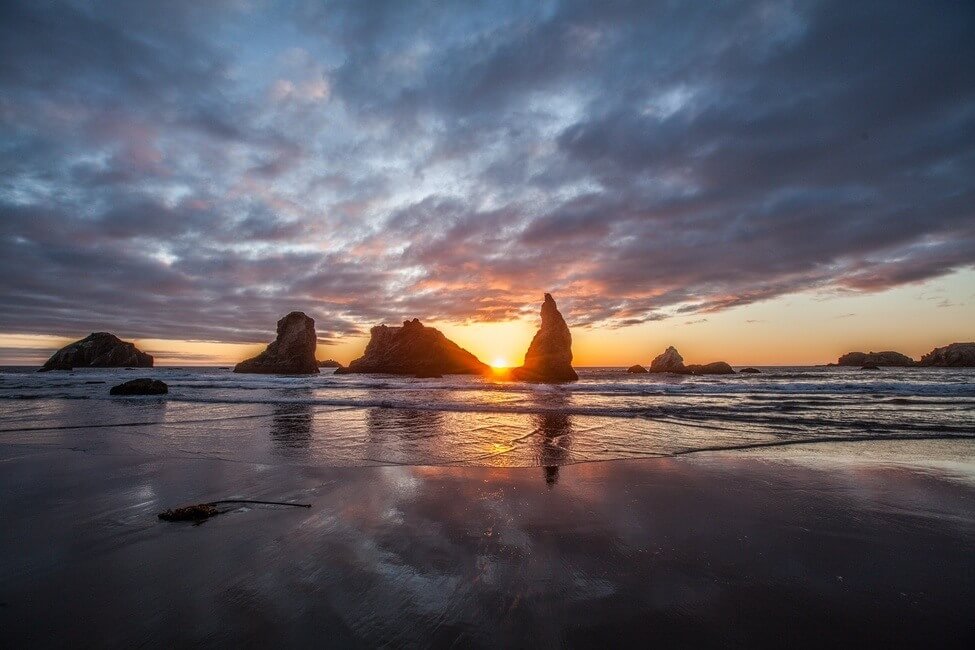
[136,394,974,435]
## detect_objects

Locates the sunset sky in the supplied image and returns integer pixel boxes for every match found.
[1,0,973,366]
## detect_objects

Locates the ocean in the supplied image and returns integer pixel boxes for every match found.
[2,365,973,468]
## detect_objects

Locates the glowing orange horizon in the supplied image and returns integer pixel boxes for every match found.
[1,270,973,367]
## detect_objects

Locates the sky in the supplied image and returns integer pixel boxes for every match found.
[1,0,973,367]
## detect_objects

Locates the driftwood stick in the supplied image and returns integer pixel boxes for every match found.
[207,500,311,508]
[158,499,311,521]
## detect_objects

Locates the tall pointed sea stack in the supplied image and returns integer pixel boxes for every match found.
[512,293,578,382]
[234,311,319,374]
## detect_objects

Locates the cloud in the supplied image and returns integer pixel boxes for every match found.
[1,0,973,344]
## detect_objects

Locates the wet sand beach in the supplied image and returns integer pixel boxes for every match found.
[1,429,973,648]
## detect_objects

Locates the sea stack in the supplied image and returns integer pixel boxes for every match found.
[337,319,488,376]
[918,342,975,367]
[648,346,734,375]
[511,294,578,382]
[834,351,915,367]
[649,346,687,374]
[685,361,735,375]
[40,333,153,371]
[234,311,319,374]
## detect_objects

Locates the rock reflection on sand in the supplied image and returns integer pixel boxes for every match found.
[531,393,574,485]
[270,403,313,454]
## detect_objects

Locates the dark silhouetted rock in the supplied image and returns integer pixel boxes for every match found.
[649,346,689,374]
[317,359,342,368]
[739,367,761,373]
[511,294,578,382]
[39,333,153,371]
[860,364,881,371]
[626,364,648,374]
[685,361,735,375]
[110,378,168,395]
[234,312,319,375]
[649,346,733,375]
[343,319,488,376]
[835,351,915,367]
[919,342,975,367]
[158,503,218,522]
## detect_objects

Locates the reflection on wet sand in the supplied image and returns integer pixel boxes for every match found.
[531,392,573,485]
[270,403,313,454]
[366,406,445,441]
[365,406,446,463]
[2,446,973,647]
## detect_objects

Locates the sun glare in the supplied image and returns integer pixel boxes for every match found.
[490,357,508,369]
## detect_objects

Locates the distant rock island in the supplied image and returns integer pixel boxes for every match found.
[829,343,975,368]
[833,351,916,367]
[335,318,488,376]
[685,361,735,375]
[627,364,648,374]
[234,311,319,375]
[649,346,686,373]
[919,342,975,367]
[511,294,578,382]
[317,359,342,368]
[647,346,734,375]
[40,332,153,371]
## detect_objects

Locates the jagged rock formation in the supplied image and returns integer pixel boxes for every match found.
[835,351,915,367]
[649,346,688,374]
[317,359,342,368]
[234,311,320,375]
[685,361,735,375]
[919,342,975,367]
[511,294,578,382]
[626,364,648,374]
[40,333,153,371]
[648,346,734,375]
[337,319,488,376]
[110,378,168,395]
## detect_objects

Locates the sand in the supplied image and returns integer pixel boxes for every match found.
[1,431,973,647]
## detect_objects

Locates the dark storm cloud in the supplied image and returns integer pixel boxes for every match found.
[1,0,973,345]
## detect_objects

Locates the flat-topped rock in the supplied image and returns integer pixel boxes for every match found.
[835,351,915,367]
[739,367,761,373]
[685,361,735,375]
[317,359,342,368]
[919,342,975,367]
[40,333,153,371]
[234,311,320,375]
[511,294,578,382]
[340,319,488,376]
[110,378,168,395]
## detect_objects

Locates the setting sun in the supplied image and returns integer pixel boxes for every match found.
[490,358,508,369]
